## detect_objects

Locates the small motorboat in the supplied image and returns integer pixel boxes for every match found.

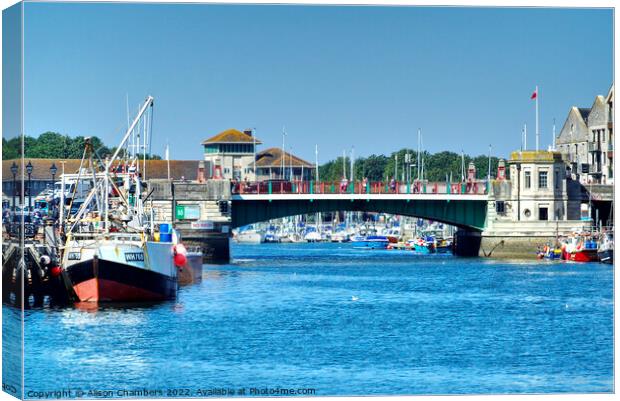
[536,244,562,260]
[355,235,389,249]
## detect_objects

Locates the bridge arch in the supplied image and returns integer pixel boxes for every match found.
[231,195,487,231]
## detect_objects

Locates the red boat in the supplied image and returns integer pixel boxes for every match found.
[560,235,600,262]
[562,248,599,262]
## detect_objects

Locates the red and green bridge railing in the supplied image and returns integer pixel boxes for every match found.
[232,180,490,196]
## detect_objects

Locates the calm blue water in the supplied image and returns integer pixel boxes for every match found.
[5,242,614,397]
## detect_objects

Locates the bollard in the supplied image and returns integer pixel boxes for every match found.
[268,181,272,195]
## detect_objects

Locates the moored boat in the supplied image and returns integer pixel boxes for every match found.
[60,96,186,302]
[355,235,389,249]
[561,234,599,262]
[64,235,179,302]
[235,226,264,244]
[598,233,614,264]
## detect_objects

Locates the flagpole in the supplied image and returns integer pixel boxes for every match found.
[536,85,540,152]
[524,123,527,151]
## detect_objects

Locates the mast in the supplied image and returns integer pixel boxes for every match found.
[315,144,319,183]
[253,128,257,180]
[350,147,354,182]
[488,144,492,182]
[281,127,286,179]
[106,96,154,170]
[59,161,66,229]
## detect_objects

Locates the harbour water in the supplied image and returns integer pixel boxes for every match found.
[7,242,614,396]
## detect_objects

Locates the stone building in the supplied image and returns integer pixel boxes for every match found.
[481,151,590,258]
[504,150,581,222]
[555,84,614,185]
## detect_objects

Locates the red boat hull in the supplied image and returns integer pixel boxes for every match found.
[65,257,177,302]
[562,249,599,262]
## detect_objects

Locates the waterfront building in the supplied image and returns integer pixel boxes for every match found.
[201,128,262,181]
[556,84,614,185]
[504,150,580,222]
[201,128,315,181]
[1,158,202,206]
[255,147,315,181]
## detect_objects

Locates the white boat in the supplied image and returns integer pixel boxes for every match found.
[235,226,264,244]
[304,229,322,242]
[331,231,350,242]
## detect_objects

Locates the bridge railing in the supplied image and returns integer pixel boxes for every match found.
[232,180,489,195]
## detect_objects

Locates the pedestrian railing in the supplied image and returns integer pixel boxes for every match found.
[232,180,489,196]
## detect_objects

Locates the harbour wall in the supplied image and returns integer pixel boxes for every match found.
[480,220,591,259]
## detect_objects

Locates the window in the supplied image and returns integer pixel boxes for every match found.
[539,207,548,221]
[555,170,559,189]
[224,168,230,174]
[524,171,531,189]
[538,171,548,188]
[495,201,506,214]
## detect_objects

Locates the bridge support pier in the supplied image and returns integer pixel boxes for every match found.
[453,229,481,257]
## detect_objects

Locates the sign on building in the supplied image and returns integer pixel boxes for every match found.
[175,204,201,220]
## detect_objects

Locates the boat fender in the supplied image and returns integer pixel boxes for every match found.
[40,255,51,266]
[50,266,62,277]
[173,244,187,267]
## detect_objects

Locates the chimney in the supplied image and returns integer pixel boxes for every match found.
[197,161,206,183]
[243,129,253,137]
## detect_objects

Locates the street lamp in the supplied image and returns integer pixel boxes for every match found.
[10,162,17,209]
[50,163,57,183]
[26,161,33,210]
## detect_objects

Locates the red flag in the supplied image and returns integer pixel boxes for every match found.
[531,88,537,99]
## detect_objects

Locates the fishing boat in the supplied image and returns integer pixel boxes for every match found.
[598,232,614,264]
[61,96,186,302]
[561,234,599,262]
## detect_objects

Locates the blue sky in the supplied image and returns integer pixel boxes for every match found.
[20,3,613,162]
